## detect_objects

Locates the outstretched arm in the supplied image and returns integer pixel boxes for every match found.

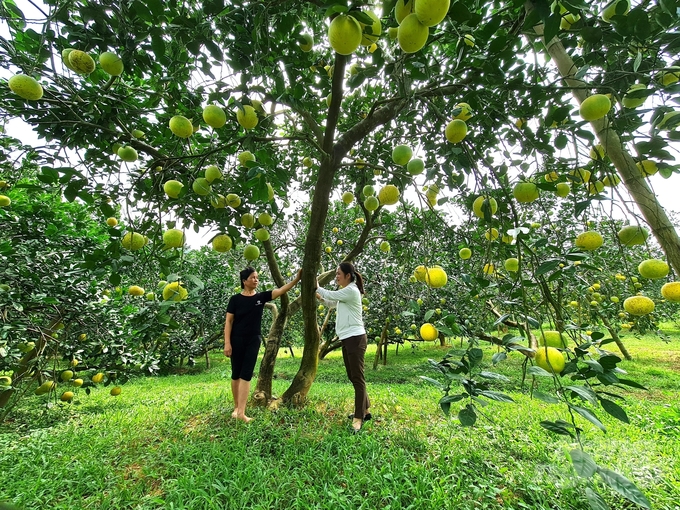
[271,269,302,300]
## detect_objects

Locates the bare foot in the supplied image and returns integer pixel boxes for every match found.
[351,418,362,432]
[236,414,253,423]
[231,410,238,419]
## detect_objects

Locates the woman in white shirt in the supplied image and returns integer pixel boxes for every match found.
[316,262,370,433]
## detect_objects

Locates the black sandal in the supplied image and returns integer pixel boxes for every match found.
[347,412,372,421]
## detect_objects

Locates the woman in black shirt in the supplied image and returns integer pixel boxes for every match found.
[224,266,301,422]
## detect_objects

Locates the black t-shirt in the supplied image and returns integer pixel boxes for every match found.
[226,290,274,338]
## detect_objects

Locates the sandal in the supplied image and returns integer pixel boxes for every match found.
[347,412,372,421]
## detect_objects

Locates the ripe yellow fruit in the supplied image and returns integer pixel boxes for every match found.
[415,0,450,26]
[163,282,188,301]
[342,191,354,205]
[544,171,559,182]
[560,12,580,30]
[463,34,475,47]
[636,160,658,177]
[163,179,183,199]
[238,151,256,166]
[360,11,381,45]
[60,370,74,382]
[99,52,124,76]
[579,94,611,121]
[472,195,498,218]
[203,105,226,129]
[485,228,499,241]
[328,14,363,55]
[406,158,424,175]
[258,212,273,226]
[68,50,96,74]
[512,182,539,203]
[60,391,74,402]
[267,183,275,201]
[325,246,332,253]
[128,285,145,296]
[483,263,495,276]
[395,0,414,23]
[425,266,448,288]
[539,331,567,348]
[661,282,680,302]
[364,196,380,211]
[0,195,9,207]
[569,168,592,184]
[241,213,255,228]
[398,13,429,54]
[452,102,473,121]
[212,234,233,252]
[91,372,105,384]
[379,241,391,253]
[413,265,427,282]
[445,119,467,143]
[8,74,44,100]
[121,231,146,251]
[587,180,605,195]
[420,323,438,341]
[459,247,472,259]
[575,231,603,251]
[35,380,55,395]
[602,174,620,187]
[236,105,258,130]
[618,225,648,246]
[638,259,669,280]
[169,115,193,138]
[298,33,314,52]
[192,177,211,196]
[104,217,118,228]
[378,185,400,206]
[110,386,122,396]
[656,67,680,87]
[163,229,184,248]
[622,84,647,108]
[623,295,654,316]
[243,244,260,261]
[534,346,565,374]
[117,146,138,162]
[303,157,313,168]
[392,145,413,165]
[504,257,519,272]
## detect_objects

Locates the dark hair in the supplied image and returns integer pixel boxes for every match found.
[239,267,256,288]
[339,262,365,294]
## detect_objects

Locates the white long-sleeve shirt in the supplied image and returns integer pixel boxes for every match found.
[317,282,366,340]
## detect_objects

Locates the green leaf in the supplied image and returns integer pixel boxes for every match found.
[478,371,510,382]
[458,404,477,426]
[585,488,610,510]
[571,405,606,432]
[536,259,561,276]
[419,376,444,389]
[596,468,651,509]
[478,390,514,403]
[599,398,629,424]
[527,366,553,377]
[539,420,574,437]
[533,391,559,404]
[570,449,598,478]
[566,385,599,406]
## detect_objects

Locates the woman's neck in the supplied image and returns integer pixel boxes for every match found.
[241,289,256,296]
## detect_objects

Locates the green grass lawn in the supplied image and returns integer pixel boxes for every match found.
[1,332,679,509]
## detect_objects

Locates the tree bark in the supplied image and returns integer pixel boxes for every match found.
[527,1,680,275]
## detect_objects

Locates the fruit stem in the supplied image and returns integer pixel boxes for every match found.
[101,75,118,92]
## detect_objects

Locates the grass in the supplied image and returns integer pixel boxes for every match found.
[1,332,679,510]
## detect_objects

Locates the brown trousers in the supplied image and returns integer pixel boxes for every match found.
[341,334,370,419]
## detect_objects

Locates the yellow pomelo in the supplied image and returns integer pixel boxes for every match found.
[364,196,380,211]
[622,83,647,108]
[163,229,185,248]
[453,102,473,121]
[425,266,447,288]
[414,265,428,282]
[121,231,146,251]
[636,160,658,177]
[61,48,78,71]
[395,0,414,23]
[656,67,680,87]
[378,185,400,206]
[163,180,183,198]
[60,370,74,382]
[380,241,390,253]
[544,171,559,182]
[192,177,211,196]
[459,247,472,259]
[445,119,467,143]
[392,145,413,165]
[91,373,105,384]
[99,52,124,76]
[203,105,226,128]
[163,282,188,301]
[398,14,429,54]
[117,146,138,162]
[342,191,354,205]
[258,212,273,226]
[472,196,497,218]
[360,11,381,46]
[587,180,605,195]
[226,193,241,208]
[8,74,43,101]
[72,378,84,387]
[638,259,669,280]
[110,386,122,396]
[539,331,567,348]
[241,213,255,228]
[623,295,654,316]
[512,182,539,203]
[618,225,648,246]
[569,168,592,183]
[580,94,611,121]
[534,346,565,373]
[236,105,258,130]
[420,323,438,341]
[106,217,118,227]
[205,165,222,183]
[328,14,362,55]
[303,156,313,168]
[169,115,193,138]
[555,182,570,197]
[485,228,499,241]
[602,174,620,187]
[504,257,519,272]
[238,151,256,166]
[128,285,145,297]
[68,50,96,74]
[243,244,260,261]
[415,0,450,27]
[255,228,270,242]
[60,391,75,402]
[661,282,680,302]
[575,231,603,251]
[212,234,233,252]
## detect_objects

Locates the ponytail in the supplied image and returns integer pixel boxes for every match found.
[339,261,365,295]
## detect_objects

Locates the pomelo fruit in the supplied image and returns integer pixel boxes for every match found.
[425,266,447,288]
[328,14,362,55]
[534,346,565,373]
[117,146,138,162]
[445,119,467,143]
[472,196,497,218]
[618,225,648,246]
[579,94,611,121]
[398,13,429,54]
[236,105,258,130]
[163,229,184,248]
[212,234,233,252]
[459,247,472,259]
[513,182,539,203]
[128,285,145,296]
[163,282,188,301]
[203,105,226,128]
[99,52,124,76]
[638,259,669,280]
[392,145,413,165]
[415,0,450,26]
[68,50,96,74]
[661,282,680,302]
[8,74,43,100]
[575,231,603,251]
[121,231,146,251]
[623,295,654,316]
[163,180,183,198]
[169,115,193,138]
[378,185,400,206]
[243,244,260,261]
[420,323,438,341]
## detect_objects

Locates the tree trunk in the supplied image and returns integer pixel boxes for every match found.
[527,1,680,274]
[599,313,632,361]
